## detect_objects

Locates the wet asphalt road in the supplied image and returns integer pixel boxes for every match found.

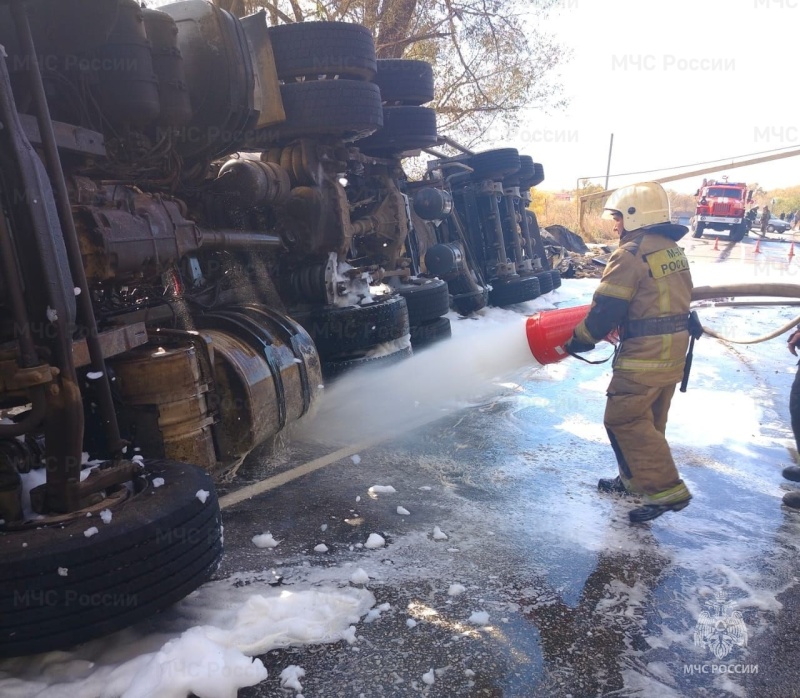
[214,231,800,698]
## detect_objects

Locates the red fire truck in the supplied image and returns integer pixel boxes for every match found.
[691,178,753,242]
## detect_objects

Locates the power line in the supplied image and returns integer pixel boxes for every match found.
[583,145,800,181]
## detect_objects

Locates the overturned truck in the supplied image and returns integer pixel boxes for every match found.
[0,0,550,656]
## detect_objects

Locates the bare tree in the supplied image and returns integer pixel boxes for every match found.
[212,0,568,145]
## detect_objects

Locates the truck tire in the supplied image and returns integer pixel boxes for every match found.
[267,22,377,81]
[374,59,435,105]
[730,223,747,242]
[261,81,383,143]
[357,105,438,155]
[692,222,705,239]
[488,276,540,306]
[452,288,488,317]
[0,460,222,658]
[549,269,562,289]
[535,270,553,294]
[322,344,412,381]
[529,163,545,187]
[396,278,450,324]
[306,295,409,358]
[512,155,536,187]
[469,148,521,182]
[410,316,452,350]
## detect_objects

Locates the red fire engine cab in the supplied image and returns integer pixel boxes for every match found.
[691,177,753,243]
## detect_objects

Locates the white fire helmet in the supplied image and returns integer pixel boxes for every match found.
[601,182,671,231]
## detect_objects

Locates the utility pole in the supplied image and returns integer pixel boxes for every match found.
[604,133,614,191]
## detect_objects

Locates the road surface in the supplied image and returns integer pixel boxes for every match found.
[214,230,800,697]
[4,230,800,697]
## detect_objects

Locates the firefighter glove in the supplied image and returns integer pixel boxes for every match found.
[565,334,596,354]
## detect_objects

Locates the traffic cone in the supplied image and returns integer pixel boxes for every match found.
[713,237,719,251]
[754,237,761,254]
[790,241,795,260]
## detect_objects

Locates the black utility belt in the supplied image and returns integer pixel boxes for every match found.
[624,313,688,338]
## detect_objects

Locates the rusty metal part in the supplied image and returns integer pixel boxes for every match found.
[76,460,141,498]
[196,305,321,463]
[272,139,322,187]
[71,323,149,368]
[215,159,290,206]
[12,481,129,530]
[0,360,59,392]
[75,187,282,282]
[272,143,410,265]
[41,375,84,513]
[75,192,201,282]
[357,173,408,267]
[110,342,218,470]
[278,179,351,256]
[351,217,378,236]
[31,461,138,517]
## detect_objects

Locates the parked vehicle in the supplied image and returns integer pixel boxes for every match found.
[763,217,793,234]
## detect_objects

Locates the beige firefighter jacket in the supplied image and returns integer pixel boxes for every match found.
[574,227,693,387]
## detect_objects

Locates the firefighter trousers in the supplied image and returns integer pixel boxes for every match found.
[603,373,691,504]
[790,361,800,454]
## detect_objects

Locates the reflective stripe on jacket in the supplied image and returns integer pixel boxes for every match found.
[574,228,693,387]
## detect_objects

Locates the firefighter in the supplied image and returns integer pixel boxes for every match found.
[781,327,800,509]
[760,205,771,235]
[565,182,693,523]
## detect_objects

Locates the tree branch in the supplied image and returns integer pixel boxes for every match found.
[375,31,449,53]
[287,0,305,21]
[441,0,493,108]
[255,0,296,24]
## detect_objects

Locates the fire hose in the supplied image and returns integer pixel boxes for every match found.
[691,283,800,344]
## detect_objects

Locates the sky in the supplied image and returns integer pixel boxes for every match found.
[497,0,800,194]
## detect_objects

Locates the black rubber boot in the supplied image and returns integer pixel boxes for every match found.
[783,466,800,483]
[783,491,800,509]
[598,476,629,495]
[629,498,691,524]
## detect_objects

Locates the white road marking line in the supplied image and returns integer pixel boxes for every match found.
[218,415,439,510]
